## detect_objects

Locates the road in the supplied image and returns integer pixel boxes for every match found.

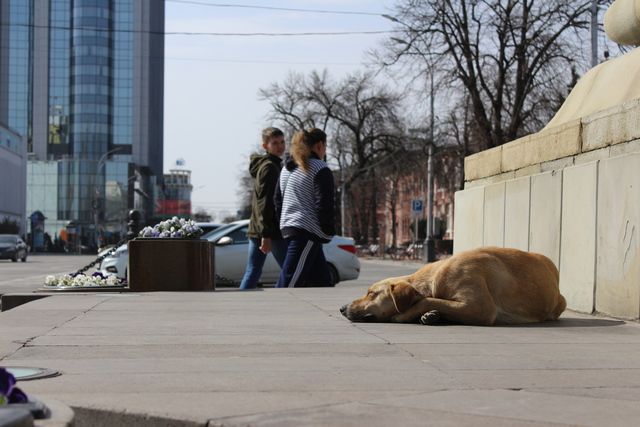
[0,254,97,296]
[0,254,422,299]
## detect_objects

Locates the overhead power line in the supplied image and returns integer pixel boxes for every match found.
[166,30,395,36]
[166,56,366,66]
[166,0,385,16]
[3,22,397,37]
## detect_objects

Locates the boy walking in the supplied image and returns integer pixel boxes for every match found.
[239,127,287,290]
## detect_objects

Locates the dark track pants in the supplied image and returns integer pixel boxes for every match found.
[275,237,331,288]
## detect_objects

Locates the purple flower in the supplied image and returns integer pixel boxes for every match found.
[0,368,15,396]
[0,367,29,405]
[8,387,27,404]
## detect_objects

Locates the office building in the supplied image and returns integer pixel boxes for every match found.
[0,0,164,249]
[0,124,27,235]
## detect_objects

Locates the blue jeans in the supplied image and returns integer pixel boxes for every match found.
[275,237,331,288]
[239,238,287,290]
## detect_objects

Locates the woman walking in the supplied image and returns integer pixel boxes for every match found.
[275,128,336,288]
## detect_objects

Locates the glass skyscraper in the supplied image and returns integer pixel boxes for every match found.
[0,0,164,250]
[0,1,32,141]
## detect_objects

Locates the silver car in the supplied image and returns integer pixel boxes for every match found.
[100,220,360,286]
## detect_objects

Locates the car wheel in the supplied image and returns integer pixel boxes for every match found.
[21,254,27,262]
[11,255,17,262]
[327,264,339,287]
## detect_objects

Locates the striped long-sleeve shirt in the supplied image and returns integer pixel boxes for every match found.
[275,155,336,243]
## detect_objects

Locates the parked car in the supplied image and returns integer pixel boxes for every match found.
[195,222,223,235]
[0,234,28,262]
[100,222,223,279]
[204,220,360,286]
[100,220,360,286]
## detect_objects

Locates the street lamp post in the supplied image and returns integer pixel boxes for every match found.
[591,0,598,67]
[424,72,437,263]
[384,12,438,261]
[339,150,347,236]
[424,143,435,262]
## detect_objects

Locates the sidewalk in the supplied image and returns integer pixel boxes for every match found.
[2,276,640,427]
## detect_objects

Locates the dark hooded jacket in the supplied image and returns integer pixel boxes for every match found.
[247,153,283,239]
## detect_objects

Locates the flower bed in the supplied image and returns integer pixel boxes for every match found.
[43,272,126,289]
[139,217,203,239]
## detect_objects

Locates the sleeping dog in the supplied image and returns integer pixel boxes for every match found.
[341,247,566,326]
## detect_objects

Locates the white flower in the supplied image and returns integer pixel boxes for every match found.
[44,273,124,288]
[138,218,203,239]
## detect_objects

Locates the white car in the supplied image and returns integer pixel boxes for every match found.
[100,220,360,286]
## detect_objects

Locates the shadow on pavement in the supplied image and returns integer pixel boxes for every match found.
[507,317,627,328]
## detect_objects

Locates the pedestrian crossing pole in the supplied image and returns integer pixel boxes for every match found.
[424,71,436,263]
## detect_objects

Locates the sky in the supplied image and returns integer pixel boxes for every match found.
[163,0,398,221]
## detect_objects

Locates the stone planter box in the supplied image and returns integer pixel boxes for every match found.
[128,239,215,292]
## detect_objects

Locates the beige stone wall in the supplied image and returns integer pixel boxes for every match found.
[456,103,640,320]
[465,101,640,186]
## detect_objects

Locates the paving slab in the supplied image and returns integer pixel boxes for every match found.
[483,181,506,247]
[365,389,640,427]
[208,400,570,427]
[559,162,598,313]
[453,187,485,253]
[529,171,562,266]
[504,176,531,250]
[1,261,640,426]
[596,153,640,319]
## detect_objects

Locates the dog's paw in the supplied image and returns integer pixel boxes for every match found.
[390,314,404,323]
[420,310,441,325]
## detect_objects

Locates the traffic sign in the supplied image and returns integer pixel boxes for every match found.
[411,199,423,216]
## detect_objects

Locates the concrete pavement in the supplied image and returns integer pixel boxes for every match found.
[1,259,640,426]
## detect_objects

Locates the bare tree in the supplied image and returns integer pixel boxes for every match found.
[381,0,602,151]
[192,209,212,223]
[260,70,407,238]
[260,70,405,185]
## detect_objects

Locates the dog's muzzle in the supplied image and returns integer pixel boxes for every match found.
[340,304,348,316]
[340,304,375,322]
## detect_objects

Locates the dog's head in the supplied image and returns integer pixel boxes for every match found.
[340,279,422,322]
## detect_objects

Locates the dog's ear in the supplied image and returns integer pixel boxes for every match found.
[389,282,421,313]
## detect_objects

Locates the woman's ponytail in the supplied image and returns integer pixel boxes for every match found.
[290,128,326,173]
[290,130,311,172]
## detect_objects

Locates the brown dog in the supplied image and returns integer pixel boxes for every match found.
[340,247,566,326]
